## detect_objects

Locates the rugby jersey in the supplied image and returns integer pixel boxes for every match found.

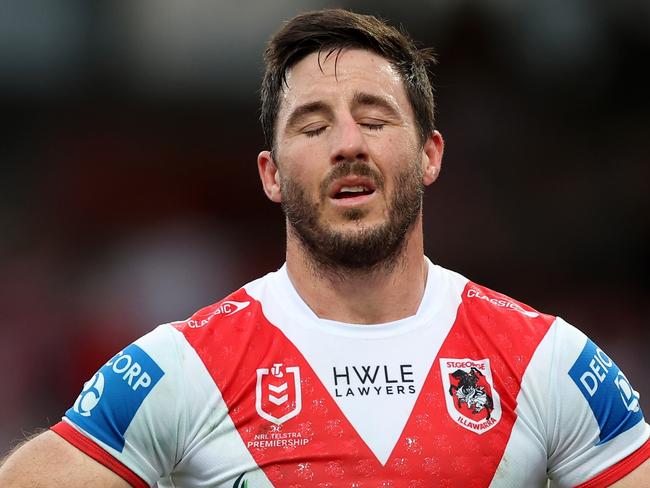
[52,260,650,487]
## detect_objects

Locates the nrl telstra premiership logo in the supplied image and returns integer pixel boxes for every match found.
[256,363,302,425]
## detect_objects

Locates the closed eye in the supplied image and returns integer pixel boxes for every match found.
[304,126,327,138]
[359,122,386,130]
[360,123,385,131]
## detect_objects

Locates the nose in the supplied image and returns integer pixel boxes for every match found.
[329,116,370,165]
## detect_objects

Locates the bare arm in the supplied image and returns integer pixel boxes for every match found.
[0,430,131,488]
[610,457,650,487]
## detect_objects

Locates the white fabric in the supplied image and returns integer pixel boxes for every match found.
[60,261,649,487]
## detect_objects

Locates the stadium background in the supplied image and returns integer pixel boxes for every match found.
[1,0,648,455]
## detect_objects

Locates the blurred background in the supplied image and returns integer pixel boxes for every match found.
[1,0,648,455]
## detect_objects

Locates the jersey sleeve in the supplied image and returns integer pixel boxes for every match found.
[546,318,650,487]
[51,324,189,487]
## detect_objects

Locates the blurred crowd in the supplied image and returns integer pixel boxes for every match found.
[1,0,648,454]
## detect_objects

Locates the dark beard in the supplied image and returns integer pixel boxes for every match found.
[280,160,424,274]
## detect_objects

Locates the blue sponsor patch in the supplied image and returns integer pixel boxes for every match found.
[568,339,643,444]
[66,343,164,452]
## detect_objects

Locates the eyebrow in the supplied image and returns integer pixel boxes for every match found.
[284,101,334,132]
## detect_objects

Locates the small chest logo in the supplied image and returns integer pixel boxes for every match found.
[440,358,502,434]
[255,363,302,425]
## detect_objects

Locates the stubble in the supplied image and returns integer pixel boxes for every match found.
[280,159,424,276]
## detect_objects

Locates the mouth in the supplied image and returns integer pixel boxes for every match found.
[333,185,375,199]
[329,177,377,201]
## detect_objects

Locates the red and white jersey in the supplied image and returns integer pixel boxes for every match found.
[53,260,650,487]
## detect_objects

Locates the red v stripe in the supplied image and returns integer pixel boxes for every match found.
[176,283,554,486]
[177,289,382,484]
[392,282,555,484]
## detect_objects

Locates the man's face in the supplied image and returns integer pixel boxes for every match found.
[262,48,441,270]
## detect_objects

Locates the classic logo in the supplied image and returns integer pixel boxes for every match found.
[187,300,250,328]
[256,363,302,425]
[440,358,502,434]
[466,289,539,318]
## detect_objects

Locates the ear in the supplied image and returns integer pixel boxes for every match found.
[257,150,282,202]
[421,130,444,186]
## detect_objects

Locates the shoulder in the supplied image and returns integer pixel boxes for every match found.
[174,290,256,331]
[449,271,557,335]
[168,268,290,355]
[171,269,279,333]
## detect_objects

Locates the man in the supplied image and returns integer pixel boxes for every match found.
[1,9,648,487]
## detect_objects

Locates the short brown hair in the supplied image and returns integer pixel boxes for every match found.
[260,9,437,150]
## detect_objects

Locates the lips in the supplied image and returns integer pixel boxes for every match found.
[329,177,377,200]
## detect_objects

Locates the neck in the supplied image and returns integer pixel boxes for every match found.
[285,220,428,324]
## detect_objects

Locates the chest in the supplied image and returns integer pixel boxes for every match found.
[174,303,551,487]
